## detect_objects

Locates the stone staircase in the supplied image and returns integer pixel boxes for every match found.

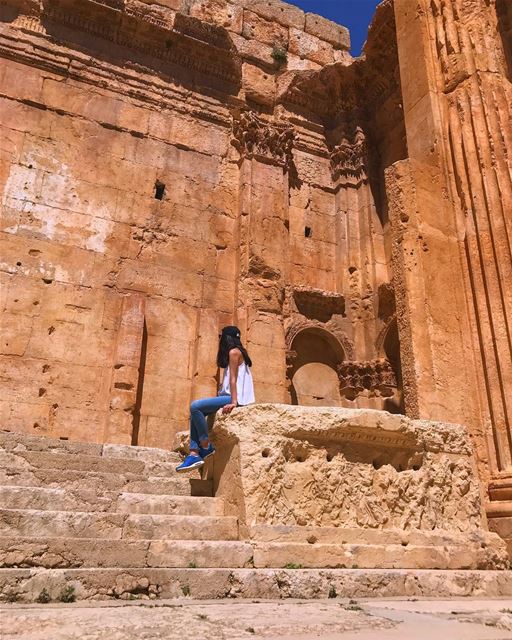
[1,429,511,602]
[0,430,253,601]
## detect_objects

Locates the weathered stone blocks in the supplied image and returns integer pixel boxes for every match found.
[212,405,508,569]
[0,0,511,562]
[0,427,511,603]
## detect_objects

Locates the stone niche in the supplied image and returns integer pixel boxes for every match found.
[212,405,508,570]
[286,289,347,408]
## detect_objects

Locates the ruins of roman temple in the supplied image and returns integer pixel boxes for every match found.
[1,0,512,599]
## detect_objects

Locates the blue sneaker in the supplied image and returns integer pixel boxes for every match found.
[199,443,215,460]
[176,454,204,473]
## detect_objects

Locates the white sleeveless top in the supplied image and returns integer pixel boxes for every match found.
[219,362,255,406]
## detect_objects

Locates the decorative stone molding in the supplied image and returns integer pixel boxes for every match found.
[2,0,242,85]
[278,0,401,124]
[232,111,295,169]
[330,128,368,180]
[95,0,124,10]
[338,358,397,401]
[285,316,354,361]
[277,61,359,118]
[292,286,345,321]
[125,3,170,29]
[173,13,232,51]
[0,29,232,131]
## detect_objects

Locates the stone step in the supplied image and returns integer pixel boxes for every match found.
[0,509,238,541]
[1,535,504,572]
[0,430,179,463]
[248,524,493,547]
[1,567,511,602]
[251,541,504,571]
[0,469,212,497]
[0,487,222,516]
[116,492,222,516]
[0,450,183,479]
[0,538,254,569]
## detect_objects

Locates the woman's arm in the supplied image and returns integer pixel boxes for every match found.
[222,348,241,414]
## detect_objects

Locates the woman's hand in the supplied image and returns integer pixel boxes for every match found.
[222,403,237,414]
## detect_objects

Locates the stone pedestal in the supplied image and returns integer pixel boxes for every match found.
[212,404,508,570]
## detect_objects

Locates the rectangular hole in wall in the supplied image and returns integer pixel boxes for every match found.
[154,181,165,200]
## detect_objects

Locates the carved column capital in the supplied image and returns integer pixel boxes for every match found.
[232,111,295,169]
[330,127,368,181]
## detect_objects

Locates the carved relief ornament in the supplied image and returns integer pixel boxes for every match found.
[5,0,241,84]
[330,128,368,181]
[232,111,295,169]
[338,358,397,401]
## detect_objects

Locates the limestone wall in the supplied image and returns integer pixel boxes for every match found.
[0,0,357,448]
[0,53,235,447]
[0,0,402,449]
[1,0,512,556]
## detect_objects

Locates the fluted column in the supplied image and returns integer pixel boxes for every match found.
[392,0,489,449]
[428,0,512,475]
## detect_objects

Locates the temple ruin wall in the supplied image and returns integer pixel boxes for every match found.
[1,0,512,547]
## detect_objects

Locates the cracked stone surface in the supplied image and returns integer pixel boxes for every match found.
[2,599,512,640]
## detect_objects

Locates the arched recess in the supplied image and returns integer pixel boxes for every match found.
[378,317,404,415]
[497,0,512,80]
[287,327,345,407]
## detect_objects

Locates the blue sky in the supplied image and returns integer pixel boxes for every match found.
[291,0,381,55]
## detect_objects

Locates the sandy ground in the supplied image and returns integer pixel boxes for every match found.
[2,598,512,640]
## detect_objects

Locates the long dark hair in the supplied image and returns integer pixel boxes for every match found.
[216,326,252,369]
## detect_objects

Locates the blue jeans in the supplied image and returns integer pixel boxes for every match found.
[189,395,232,451]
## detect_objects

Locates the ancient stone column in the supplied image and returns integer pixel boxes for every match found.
[429,0,512,476]
[390,0,485,430]
[331,127,389,364]
[231,111,293,403]
[393,0,512,548]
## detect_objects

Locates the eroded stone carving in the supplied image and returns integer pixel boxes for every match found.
[338,358,397,401]
[213,405,508,569]
[232,111,295,168]
[330,128,368,180]
[3,0,242,84]
[292,287,346,322]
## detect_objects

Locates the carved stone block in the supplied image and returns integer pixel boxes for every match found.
[232,111,295,168]
[213,405,508,569]
[338,359,397,401]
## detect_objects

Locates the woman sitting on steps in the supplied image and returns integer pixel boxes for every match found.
[176,325,255,473]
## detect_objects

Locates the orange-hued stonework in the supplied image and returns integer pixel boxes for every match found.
[0,1,511,547]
